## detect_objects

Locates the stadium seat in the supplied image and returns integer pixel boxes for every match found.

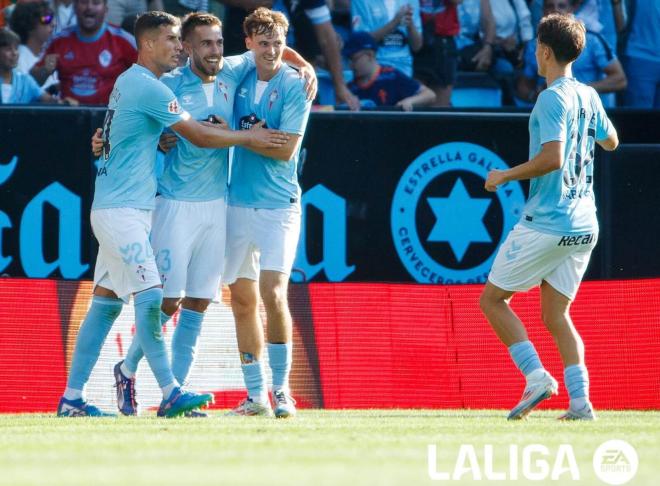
[451,72,502,107]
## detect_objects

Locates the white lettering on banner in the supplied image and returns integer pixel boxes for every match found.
[292,184,355,282]
[427,444,581,481]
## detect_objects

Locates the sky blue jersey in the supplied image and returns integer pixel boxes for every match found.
[522,76,614,235]
[0,69,43,104]
[351,0,422,77]
[93,64,190,210]
[158,53,254,202]
[229,65,311,209]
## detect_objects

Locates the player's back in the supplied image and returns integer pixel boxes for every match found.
[523,76,613,235]
[93,64,187,211]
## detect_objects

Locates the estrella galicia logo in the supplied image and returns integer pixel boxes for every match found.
[239,113,264,131]
[391,142,525,284]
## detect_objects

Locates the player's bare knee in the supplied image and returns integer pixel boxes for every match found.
[161,298,180,316]
[260,284,288,313]
[230,291,257,317]
[181,297,210,313]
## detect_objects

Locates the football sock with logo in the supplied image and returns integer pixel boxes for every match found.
[65,295,123,398]
[134,288,178,397]
[171,308,204,385]
[508,340,543,377]
[268,342,292,392]
[241,352,268,404]
[122,311,171,378]
[564,364,590,409]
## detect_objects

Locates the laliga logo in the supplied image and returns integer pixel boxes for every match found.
[391,142,525,284]
[427,440,639,483]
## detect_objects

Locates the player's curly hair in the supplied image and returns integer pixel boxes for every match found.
[243,7,289,38]
[181,12,222,42]
[9,1,53,44]
[537,13,586,64]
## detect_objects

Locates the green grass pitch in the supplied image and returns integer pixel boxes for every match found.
[1,410,658,486]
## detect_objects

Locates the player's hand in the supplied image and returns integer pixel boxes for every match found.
[335,84,360,111]
[396,99,414,112]
[59,96,79,106]
[206,114,229,128]
[472,44,493,71]
[91,128,103,157]
[159,133,178,153]
[248,120,290,148]
[401,5,414,28]
[44,54,58,73]
[485,169,507,192]
[298,64,318,101]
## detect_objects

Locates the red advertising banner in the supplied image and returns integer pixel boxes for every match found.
[0,278,658,413]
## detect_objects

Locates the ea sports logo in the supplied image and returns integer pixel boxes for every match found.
[391,142,525,284]
[593,440,638,485]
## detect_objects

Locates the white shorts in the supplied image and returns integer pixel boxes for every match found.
[91,208,161,303]
[488,224,598,300]
[223,205,301,284]
[151,196,227,300]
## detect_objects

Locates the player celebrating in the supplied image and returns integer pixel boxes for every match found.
[59,11,288,418]
[224,8,312,418]
[111,11,316,417]
[480,13,618,420]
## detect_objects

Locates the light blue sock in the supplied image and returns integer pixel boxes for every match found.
[171,308,204,385]
[241,358,267,404]
[134,288,175,389]
[267,342,292,391]
[564,364,589,399]
[508,340,543,377]
[66,296,123,391]
[123,311,170,375]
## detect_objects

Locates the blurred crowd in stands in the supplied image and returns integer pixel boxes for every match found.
[0,0,657,109]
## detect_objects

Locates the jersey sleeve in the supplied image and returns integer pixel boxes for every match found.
[396,70,421,99]
[141,80,190,127]
[280,76,312,135]
[302,0,332,25]
[536,89,567,144]
[224,52,256,84]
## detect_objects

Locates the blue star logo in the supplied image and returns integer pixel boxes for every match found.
[427,178,492,262]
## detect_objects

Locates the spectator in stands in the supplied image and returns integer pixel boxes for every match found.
[0,26,75,102]
[31,0,137,105]
[9,0,57,90]
[220,0,359,110]
[351,0,422,78]
[106,0,162,28]
[344,31,435,110]
[517,0,626,107]
[454,0,495,72]
[622,0,659,108]
[489,0,532,71]
[414,0,463,107]
[51,0,76,34]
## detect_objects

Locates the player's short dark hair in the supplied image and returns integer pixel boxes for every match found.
[9,1,53,44]
[181,12,222,42]
[134,11,180,46]
[243,7,289,38]
[0,28,20,48]
[537,13,585,64]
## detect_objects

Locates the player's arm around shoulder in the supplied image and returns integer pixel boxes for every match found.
[171,118,290,150]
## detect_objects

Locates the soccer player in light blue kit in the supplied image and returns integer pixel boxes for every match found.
[58,11,289,417]
[480,13,618,421]
[111,12,316,417]
[223,8,312,418]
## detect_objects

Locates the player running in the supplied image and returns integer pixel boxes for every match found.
[59,11,288,418]
[224,8,312,418]
[109,12,316,417]
[480,13,618,421]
